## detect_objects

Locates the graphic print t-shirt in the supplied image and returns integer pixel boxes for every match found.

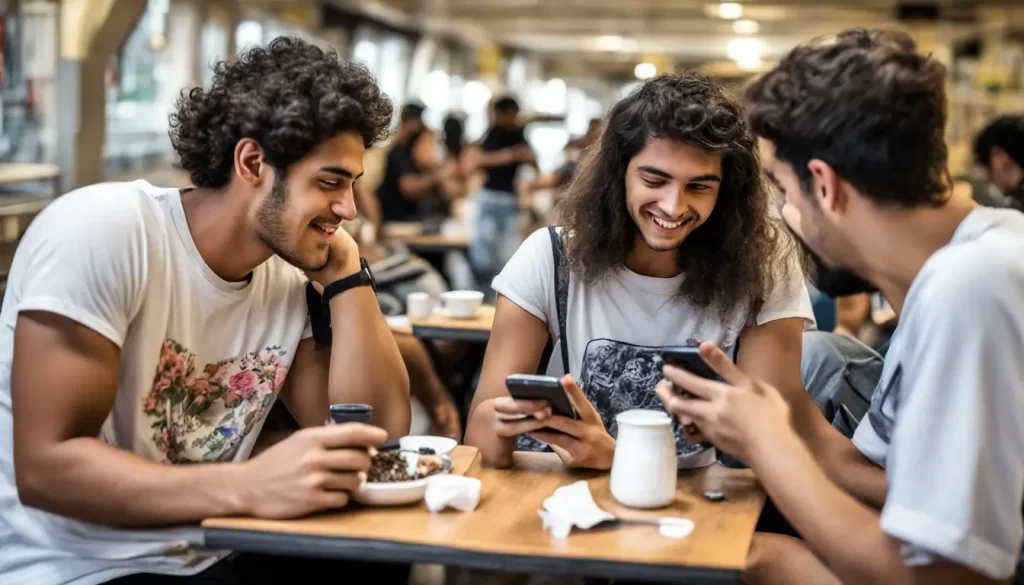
[492,228,814,468]
[851,207,1024,580]
[0,181,311,585]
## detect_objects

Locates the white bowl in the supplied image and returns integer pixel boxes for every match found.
[353,452,454,507]
[400,435,458,455]
[440,290,484,319]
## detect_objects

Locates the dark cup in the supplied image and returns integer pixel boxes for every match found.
[330,403,373,424]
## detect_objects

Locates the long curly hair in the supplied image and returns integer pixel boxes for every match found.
[556,73,794,319]
[169,37,393,189]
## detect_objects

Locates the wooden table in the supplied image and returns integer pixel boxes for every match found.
[410,305,494,343]
[382,221,470,253]
[0,162,61,189]
[203,447,765,583]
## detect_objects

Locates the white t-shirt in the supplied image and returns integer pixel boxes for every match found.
[0,181,312,585]
[852,207,1024,580]
[493,227,814,468]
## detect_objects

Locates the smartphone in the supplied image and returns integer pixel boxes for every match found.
[661,348,718,442]
[505,374,580,420]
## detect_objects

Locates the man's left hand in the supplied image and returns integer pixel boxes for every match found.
[529,375,616,470]
[305,227,361,289]
[656,342,793,464]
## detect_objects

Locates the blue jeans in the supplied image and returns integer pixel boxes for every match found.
[469,188,522,293]
[801,330,884,437]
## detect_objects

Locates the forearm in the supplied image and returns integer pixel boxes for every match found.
[328,287,410,438]
[399,174,439,200]
[818,436,888,510]
[750,431,908,585]
[476,149,517,168]
[465,398,516,468]
[17,437,246,528]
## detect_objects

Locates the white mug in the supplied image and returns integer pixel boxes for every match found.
[440,290,484,319]
[609,409,678,509]
[406,292,432,319]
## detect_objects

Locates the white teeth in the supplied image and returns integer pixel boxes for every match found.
[652,215,686,230]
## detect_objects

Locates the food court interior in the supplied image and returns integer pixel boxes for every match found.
[1,0,1024,584]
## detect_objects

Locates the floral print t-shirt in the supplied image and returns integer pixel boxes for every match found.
[0,181,311,584]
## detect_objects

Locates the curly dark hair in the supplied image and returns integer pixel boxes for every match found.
[556,72,793,318]
[745,29,949,207]
[169,37,393,189]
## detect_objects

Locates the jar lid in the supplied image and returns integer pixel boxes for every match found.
[615,409,672,427]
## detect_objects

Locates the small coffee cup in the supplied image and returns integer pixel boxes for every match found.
[330,403,373,424]
[441,290,484,319]
[406,292,432,319]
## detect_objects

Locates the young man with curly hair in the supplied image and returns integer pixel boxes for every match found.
[464,73,819,472]
[0,38,411,584]
[660,30,1024,585]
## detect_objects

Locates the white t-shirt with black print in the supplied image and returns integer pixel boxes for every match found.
[0,181,312,585]
[492,227,815,469]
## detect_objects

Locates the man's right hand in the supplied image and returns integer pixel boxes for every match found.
[486,396,553,438]
[238,423,387,519]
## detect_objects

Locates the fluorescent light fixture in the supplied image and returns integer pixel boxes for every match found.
[732,19,759,34]
[597,35,638,53]
[634,62,657,80]
[727,38,765,63]
[718,3,743,19]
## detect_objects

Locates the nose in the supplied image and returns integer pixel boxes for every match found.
[330,189,357,221]
[655,187,691,219]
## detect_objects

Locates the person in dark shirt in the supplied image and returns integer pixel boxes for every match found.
[466,96,538,291]
[974,115,1024,208]
[377,128,464,223]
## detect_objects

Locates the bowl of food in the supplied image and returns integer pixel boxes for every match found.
[353,447,453,506]
[399,435,458,456]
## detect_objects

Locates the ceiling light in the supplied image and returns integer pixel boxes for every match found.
[597,35,638,53]
[718,3,743,19]
[732,19,759,34]
[727,38,765,63]
[634,62,657,80]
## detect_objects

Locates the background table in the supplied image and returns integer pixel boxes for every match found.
[203,447,765,583]
[409,306,494,343]
[382,221,470,254]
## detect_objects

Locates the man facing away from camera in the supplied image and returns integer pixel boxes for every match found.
[0,38,411,585]
[659,29,1024,585]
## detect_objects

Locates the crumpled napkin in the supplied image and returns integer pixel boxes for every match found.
[537,480,615,539]
[424,475,482,512]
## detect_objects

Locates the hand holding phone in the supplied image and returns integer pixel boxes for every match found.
[504,374,580,420]
[661,348,720,442]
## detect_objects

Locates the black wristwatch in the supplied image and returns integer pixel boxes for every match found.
[322,257,377,304]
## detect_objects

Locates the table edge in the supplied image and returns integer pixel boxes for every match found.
[203,527,740,584]
[411,325,491,342]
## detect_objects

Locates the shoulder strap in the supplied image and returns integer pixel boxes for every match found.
[537,227,570,376]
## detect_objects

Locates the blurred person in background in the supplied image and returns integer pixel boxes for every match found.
[660,29,1024,585]
[0,38,412,584]
[377,126,466,224]
[974,114,1024,208]
[465,73,818,475]
[465,96,539,293]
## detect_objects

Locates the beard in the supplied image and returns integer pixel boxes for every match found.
[256,176,328,271]
[791,230,877,297]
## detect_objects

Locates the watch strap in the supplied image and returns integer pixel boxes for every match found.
[321,258,373,304]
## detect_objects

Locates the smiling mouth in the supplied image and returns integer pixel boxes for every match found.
[311,221,340,236]
[648,211,697,231]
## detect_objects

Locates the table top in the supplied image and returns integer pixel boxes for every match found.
[381,222,470,251]
[0,162,61,185]
[203,447,765,583]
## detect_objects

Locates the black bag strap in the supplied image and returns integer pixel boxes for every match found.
[537,226,570,375]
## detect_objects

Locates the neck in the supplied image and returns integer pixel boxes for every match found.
[854,195,978,315]
[625,234,682,278]
[180,187,273,282]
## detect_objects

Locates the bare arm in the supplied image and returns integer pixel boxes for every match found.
[12,311,248,527]
[397,172,441,201]
[737,317,887,508]
[464,295,550,468]
[753,432,1005,585]
[324,283,410,439]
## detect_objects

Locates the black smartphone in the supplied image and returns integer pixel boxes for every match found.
[661,347,718,385]
[505,374,580,420]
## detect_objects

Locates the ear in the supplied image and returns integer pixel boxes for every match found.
[234,138,267,187]
[806,159,844,215]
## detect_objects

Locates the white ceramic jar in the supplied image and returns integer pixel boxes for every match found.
[609,409,678,509]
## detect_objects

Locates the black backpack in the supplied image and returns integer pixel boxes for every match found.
[538,227,571,376]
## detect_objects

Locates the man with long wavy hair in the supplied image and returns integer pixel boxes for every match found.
[464,73,821,472]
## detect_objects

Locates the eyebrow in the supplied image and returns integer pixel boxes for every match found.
[319,166,364,180]
[636,166,721,183]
